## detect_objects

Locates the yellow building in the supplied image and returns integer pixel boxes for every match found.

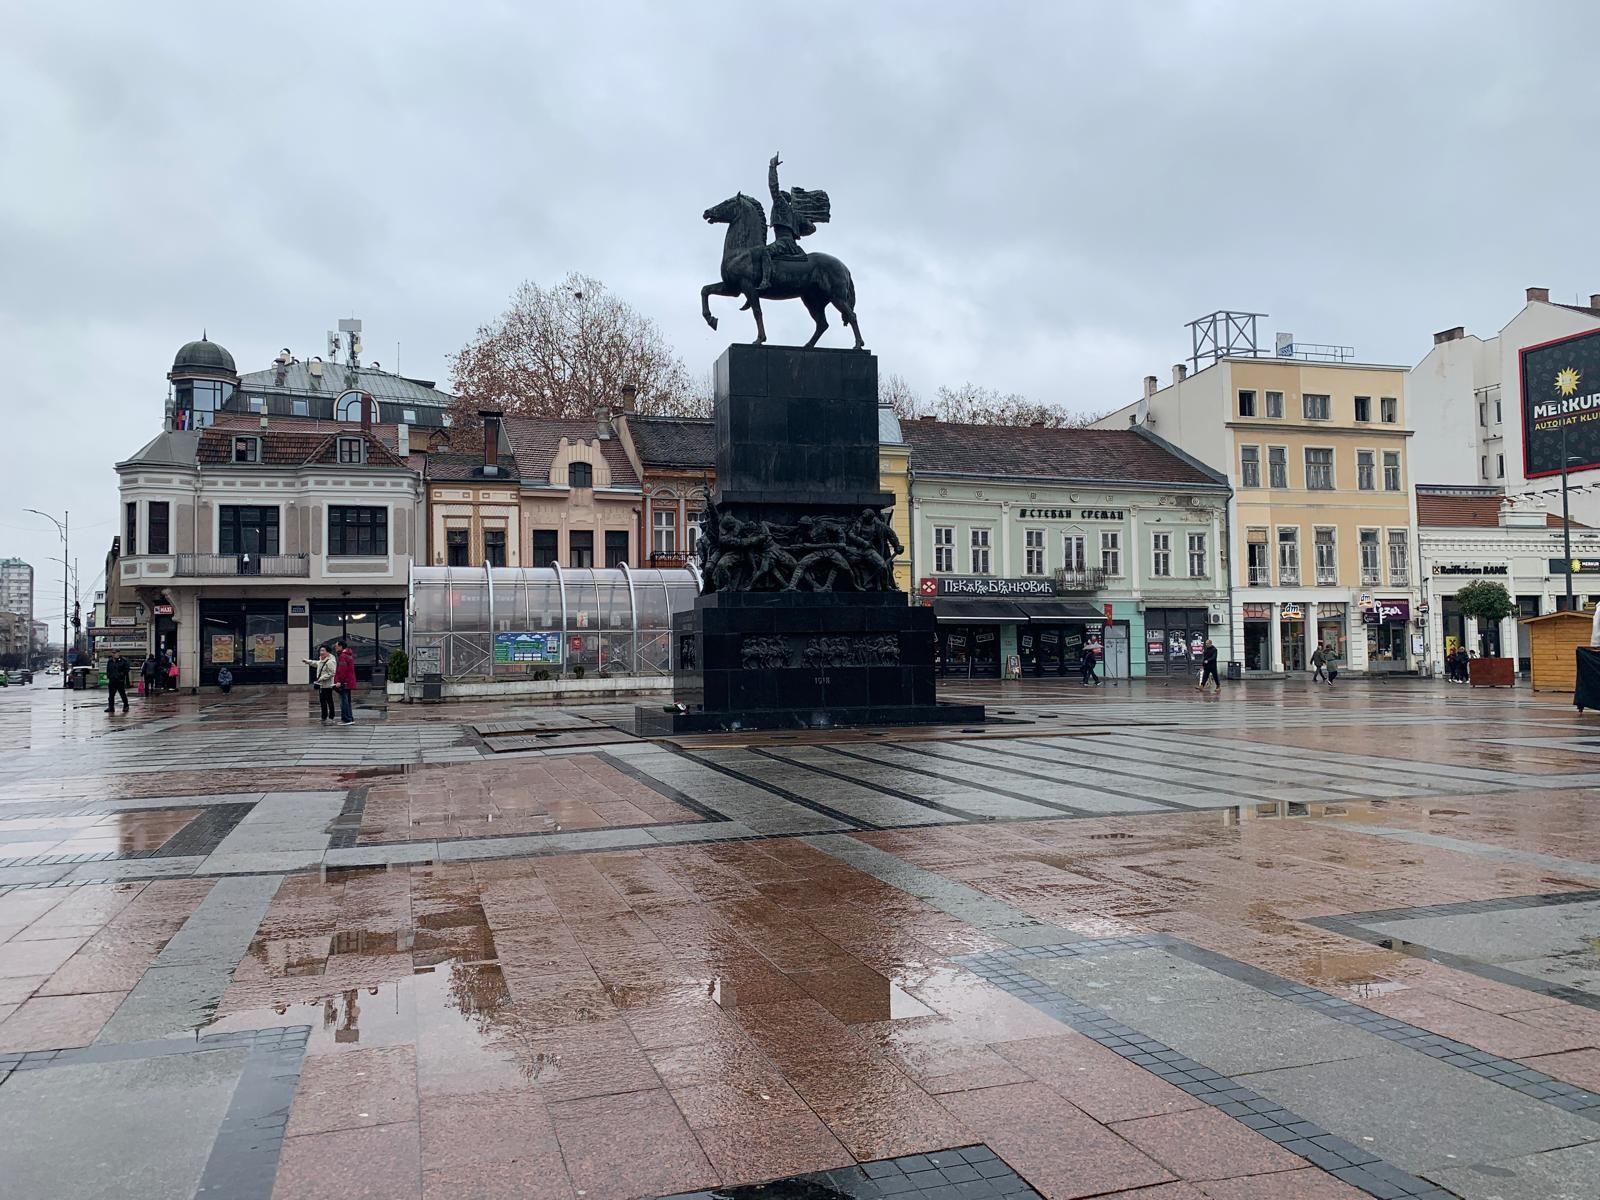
[1099,354,1420,674]
[878,403,913,592]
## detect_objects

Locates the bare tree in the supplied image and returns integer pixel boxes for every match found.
[931,383,1106,428]
[449,274,710,424]
[878,373,924,420]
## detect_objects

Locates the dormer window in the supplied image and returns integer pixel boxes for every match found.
[568,461,593,488]
[402,408,417,423]
[291,398,309,416]
[248,396,266,413]
[232,437,260,464]
[337,437,365,465]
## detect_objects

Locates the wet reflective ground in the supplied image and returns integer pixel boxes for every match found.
[2,680,1600,1198]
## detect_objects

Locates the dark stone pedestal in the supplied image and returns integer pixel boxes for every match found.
[635,345,985,736]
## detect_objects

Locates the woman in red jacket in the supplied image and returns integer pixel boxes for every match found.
[333,639,358,724]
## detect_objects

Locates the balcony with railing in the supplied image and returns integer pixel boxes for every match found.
[1052,567,1105,593]
[176,553,310,578]
[647,551,695,569]
[1247,565,1271,586]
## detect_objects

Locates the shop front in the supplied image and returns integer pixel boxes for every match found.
[1363,597,1413,672]
[1279,603,1307,672]
[310,599,406,685]
[1142,607,1210,677]
[1316,603,1348,664]
[921,578,1107,681]
[198,598,289,687]
[1242,603,1271,672]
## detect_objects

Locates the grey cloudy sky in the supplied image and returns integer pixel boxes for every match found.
[4,1,1599,620]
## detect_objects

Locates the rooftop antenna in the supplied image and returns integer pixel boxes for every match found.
[338,317,363,369]
[1185,311,1266,371]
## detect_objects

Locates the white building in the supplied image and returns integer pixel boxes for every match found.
[1417,485,1600,675]
[0,557,32,632]
[1408,287,1600,521]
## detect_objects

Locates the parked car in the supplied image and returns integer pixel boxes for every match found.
[13,668,32,684]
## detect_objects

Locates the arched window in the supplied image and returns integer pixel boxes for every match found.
[568,461,593,488]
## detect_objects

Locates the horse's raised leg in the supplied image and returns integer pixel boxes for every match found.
[702,282,735,331]
[802,294,829,349]
[747,294,767,344]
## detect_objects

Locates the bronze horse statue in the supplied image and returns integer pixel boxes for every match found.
[701,193,864,349]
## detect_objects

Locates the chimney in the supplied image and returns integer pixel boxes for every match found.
[919,414,937,421]
[360,393,372,430]
[1527,286,1550,303]
[397,423,410,457]
[1433,326,1465,344]
[619,383,638,413]
[595,405,614,439]
[480,409,501,474]
[1590,293,1600,309]
[1143,374,1158,398]
[1172,363,1188,385]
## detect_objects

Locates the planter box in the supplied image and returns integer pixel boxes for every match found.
[386,681,406,699]
[1469,656,1515,688]
[434,676,674,703]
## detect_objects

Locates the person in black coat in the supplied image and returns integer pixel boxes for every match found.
[104,652,131,713]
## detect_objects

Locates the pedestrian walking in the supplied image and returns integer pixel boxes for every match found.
[140,653,158,698]
[104,650,131,713]
[1311,641,1333,686]
[162,652,179,691]
[333,639,358,724]
[304,646,337,722]
[1079,643,1100,685]
[1197,638,1221,691]
[216,665,233,695]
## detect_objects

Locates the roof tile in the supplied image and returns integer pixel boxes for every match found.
[901,420,1221,486]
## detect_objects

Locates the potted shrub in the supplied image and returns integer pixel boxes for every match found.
[1456,580,1516,687]
[386,649,409,699]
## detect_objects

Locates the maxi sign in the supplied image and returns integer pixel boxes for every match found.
[1522,327,1600,478]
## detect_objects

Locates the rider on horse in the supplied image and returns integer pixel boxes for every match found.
[757,152,829,294]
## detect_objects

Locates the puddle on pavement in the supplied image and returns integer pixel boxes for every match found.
[1219,799,1387,826]
[1297,947,1413,999]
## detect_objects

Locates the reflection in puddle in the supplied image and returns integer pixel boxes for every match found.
[1219,800,1385,826]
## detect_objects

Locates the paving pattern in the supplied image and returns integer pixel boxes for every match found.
[1,679,1600,1199]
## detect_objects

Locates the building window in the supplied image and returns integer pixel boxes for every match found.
[1478,402,1487,426]
[1063,533,1087,572]
[605,530,629,568]
[1302,393,1330,420]
[1383,451,1401,491]
[291,398,309,417]
[337,437,364,465]
[336,394,363,421]
[969,528,991,574]
[1359,529,1381,585]
[403,408,417,424]
[1265,391,1284,418]
[569,530,594,568]
[1238,390,1256,417]
[232,437,260,464]
[1496,453,1505,479]
[328,506,387,556]
[531,529,558,567]
[933,525,955,573]
[1481,455,1489,480]
[1277,527,1299,585]
[1187,531,1207,578]
[652,508,676,555]
[1246,528,1270,586]
[1354,396,1371,422]
[482,529,507,567]
[1024,529,1045,575]
[248,396,266,413]
[1387,530,1409,584]
[1240,445,1260,488]
[1357,449,1375,491]
[220,506,279,556]
[568,461,593,488]
[446,529,469,566]
[125,501,137,553]
[1305,447,1334,490]
[148,502,169,555]
[1268,446,1288,489]
[1314,527,1337,585]
[1382,396,1398,423]
[1100,530,1122,577]
[1151,531,1172,578]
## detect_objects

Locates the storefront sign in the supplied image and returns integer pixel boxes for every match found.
[109,616,137,627]
[289,603,308,615]
[1521,327,1600,477]
[493,631,562,664]
[153,604,174,616]
[251,634,279,664]
[1242,603,1271,620]
[211,634,236,664]
[1550,558,1600,574]
[1013,508,1125,521]
[921,576,1061,597]
[1280,604,1305,620]
[1363,599,1410,624]
[1146,637,1165,657]
[1431,563,1508,577]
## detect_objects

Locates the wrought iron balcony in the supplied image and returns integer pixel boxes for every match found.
[176,553,309,578]
[1052,567,1105,593]
[1247,566,1271,586]
[648,551,694,569]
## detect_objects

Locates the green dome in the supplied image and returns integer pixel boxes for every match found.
[171,337,236,375]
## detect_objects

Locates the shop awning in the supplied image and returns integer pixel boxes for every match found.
[1018,600,1106,620]
[932,599,1028,623]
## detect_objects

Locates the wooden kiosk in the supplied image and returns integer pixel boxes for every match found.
[1521,611,1595,693]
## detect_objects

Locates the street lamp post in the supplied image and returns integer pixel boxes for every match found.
[1559,419,1583,612]
[24,508,67,684]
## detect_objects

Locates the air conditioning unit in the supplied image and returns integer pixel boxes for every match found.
[1208,611,1224,625]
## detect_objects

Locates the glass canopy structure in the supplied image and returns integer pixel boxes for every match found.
[408,565,700,681]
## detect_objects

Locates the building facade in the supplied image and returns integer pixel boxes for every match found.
[115,338,424,688]
[1408,287,1600,525]
[879,405,913,593]
[616,414,714,569]
[1417,485,1600,675]
[903,420,1231,681]
[1100,354,1420,674]
[0,558,33,636]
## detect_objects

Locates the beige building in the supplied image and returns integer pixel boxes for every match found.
[1099,354,1420,674]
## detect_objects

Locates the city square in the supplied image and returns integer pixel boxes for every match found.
[2,679,1599,1199]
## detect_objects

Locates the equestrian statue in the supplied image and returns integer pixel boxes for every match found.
[701,152,864,349]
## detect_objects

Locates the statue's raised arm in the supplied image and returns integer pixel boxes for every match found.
[768,153,783,205]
